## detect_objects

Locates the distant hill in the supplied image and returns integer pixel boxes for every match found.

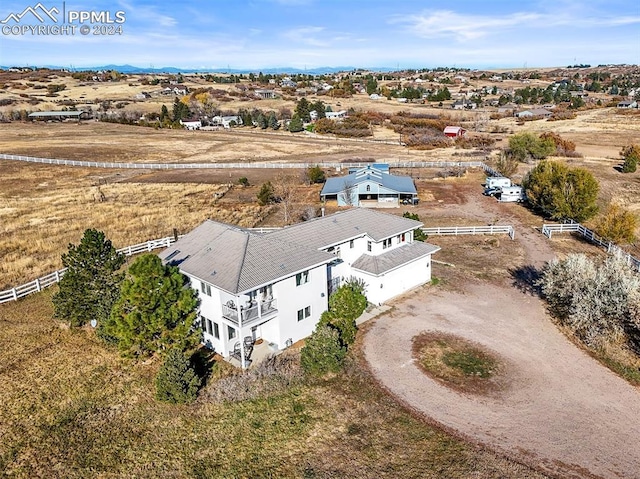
[0,64,398,75]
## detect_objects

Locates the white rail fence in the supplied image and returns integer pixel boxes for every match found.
[1,153,498,173]
[422,225,515,240]
[542,223,640,271]
[0,236,177,305]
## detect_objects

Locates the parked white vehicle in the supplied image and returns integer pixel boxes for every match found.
[485,177,512,189]
[498,186,526,203]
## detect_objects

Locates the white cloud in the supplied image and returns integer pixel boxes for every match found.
[396,8,640,41]
[282,26,327,46]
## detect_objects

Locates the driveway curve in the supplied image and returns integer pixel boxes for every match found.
[364,282,640,479]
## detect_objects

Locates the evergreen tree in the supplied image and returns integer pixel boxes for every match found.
[257,181,275,205]
[365,77,378,95]
[310,100,326,119]
[621,145,640,173]
[267,112,280,130]
[288,115,304,132]
[300,325,346,376]
[172,97,190,121]
[106,254,200,358]
[155,348,201,404]
[53,229,125,328]
[294,98,311,122]
[160,105,169,122]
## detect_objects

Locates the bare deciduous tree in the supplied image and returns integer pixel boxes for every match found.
[274,174,298,224]
[339,180,357,206]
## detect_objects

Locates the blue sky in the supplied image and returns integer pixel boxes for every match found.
[0,0,638,69]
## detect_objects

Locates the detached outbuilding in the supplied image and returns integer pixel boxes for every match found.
[443,126,466,138]
[320,164,418,207]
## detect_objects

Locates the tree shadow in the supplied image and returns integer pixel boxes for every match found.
[190,346,218,386]
[510,264,543,297]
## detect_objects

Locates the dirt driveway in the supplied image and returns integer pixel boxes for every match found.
[364,280,640,479]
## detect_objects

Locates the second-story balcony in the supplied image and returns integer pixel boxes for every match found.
[221,298,278,326]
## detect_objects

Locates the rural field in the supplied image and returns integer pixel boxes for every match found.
[1,75,640,477]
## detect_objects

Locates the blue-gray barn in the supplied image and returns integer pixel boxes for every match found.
[320,165,418,207]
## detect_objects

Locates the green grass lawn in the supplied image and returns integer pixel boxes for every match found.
[0,290,548,478]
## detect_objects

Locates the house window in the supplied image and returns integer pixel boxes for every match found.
[228,325,236,340]
[383,238,391,249]
[201,316,213,336]
[336,246,341,259]
[401,233,405,242]
[366,185,371,192]
[297,306,311,321]
[213,321,220,339]
[350,239,354,249]
[296,270,309,286]
[367,241,372,252]
[200,281,211,296]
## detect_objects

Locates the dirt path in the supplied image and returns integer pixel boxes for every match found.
[364,280,640,478]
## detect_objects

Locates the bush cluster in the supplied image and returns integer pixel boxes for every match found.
[539,254,640,352]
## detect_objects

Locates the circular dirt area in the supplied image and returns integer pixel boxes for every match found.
[413,332,505,395]
[364,282,640,479]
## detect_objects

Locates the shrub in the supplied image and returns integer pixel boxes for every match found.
[202,351,303,403]
[155,348,201,404]
[306,165,325,184]
[594,203,638,244]
[539,254,640,349]
[540,131,577,156]
[288,115,303,132]
[300,325,346,376]
[493,152,519,177]
[507,132,555,162]
[238,177,249,187]
[403,212,428,241]
[522,160,599,222]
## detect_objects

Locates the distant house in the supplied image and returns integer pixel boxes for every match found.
[320,164,418,207]
[325,110,347,120]
[211,115,243,128]
[452,99,476,110]
[180,118,202,130]
[443,126,466,138]
[158,208,440,367]
[617,100,638,109]
[135,92,151,100]
[497,104,517,114]
[254,89,275,99]
[516,108,552,119]
[369,93,382,100]
[161,85,188,96]
[280,78,297,88]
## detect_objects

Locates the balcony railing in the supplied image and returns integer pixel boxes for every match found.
[222,299,278,326]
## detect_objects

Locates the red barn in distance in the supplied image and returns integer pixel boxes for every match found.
[443,126,466,138]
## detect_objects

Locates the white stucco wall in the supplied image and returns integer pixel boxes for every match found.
[353,254,433,305]
[271,263,328,349]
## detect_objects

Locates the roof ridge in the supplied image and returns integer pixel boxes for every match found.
[233,232,251,294]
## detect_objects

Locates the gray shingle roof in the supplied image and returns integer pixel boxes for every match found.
[158,220,334,294]
[266,208,423,249]
[320,168,417,196]
[351,241,440,276]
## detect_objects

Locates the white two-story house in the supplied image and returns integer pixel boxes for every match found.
[158,208,440,367]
